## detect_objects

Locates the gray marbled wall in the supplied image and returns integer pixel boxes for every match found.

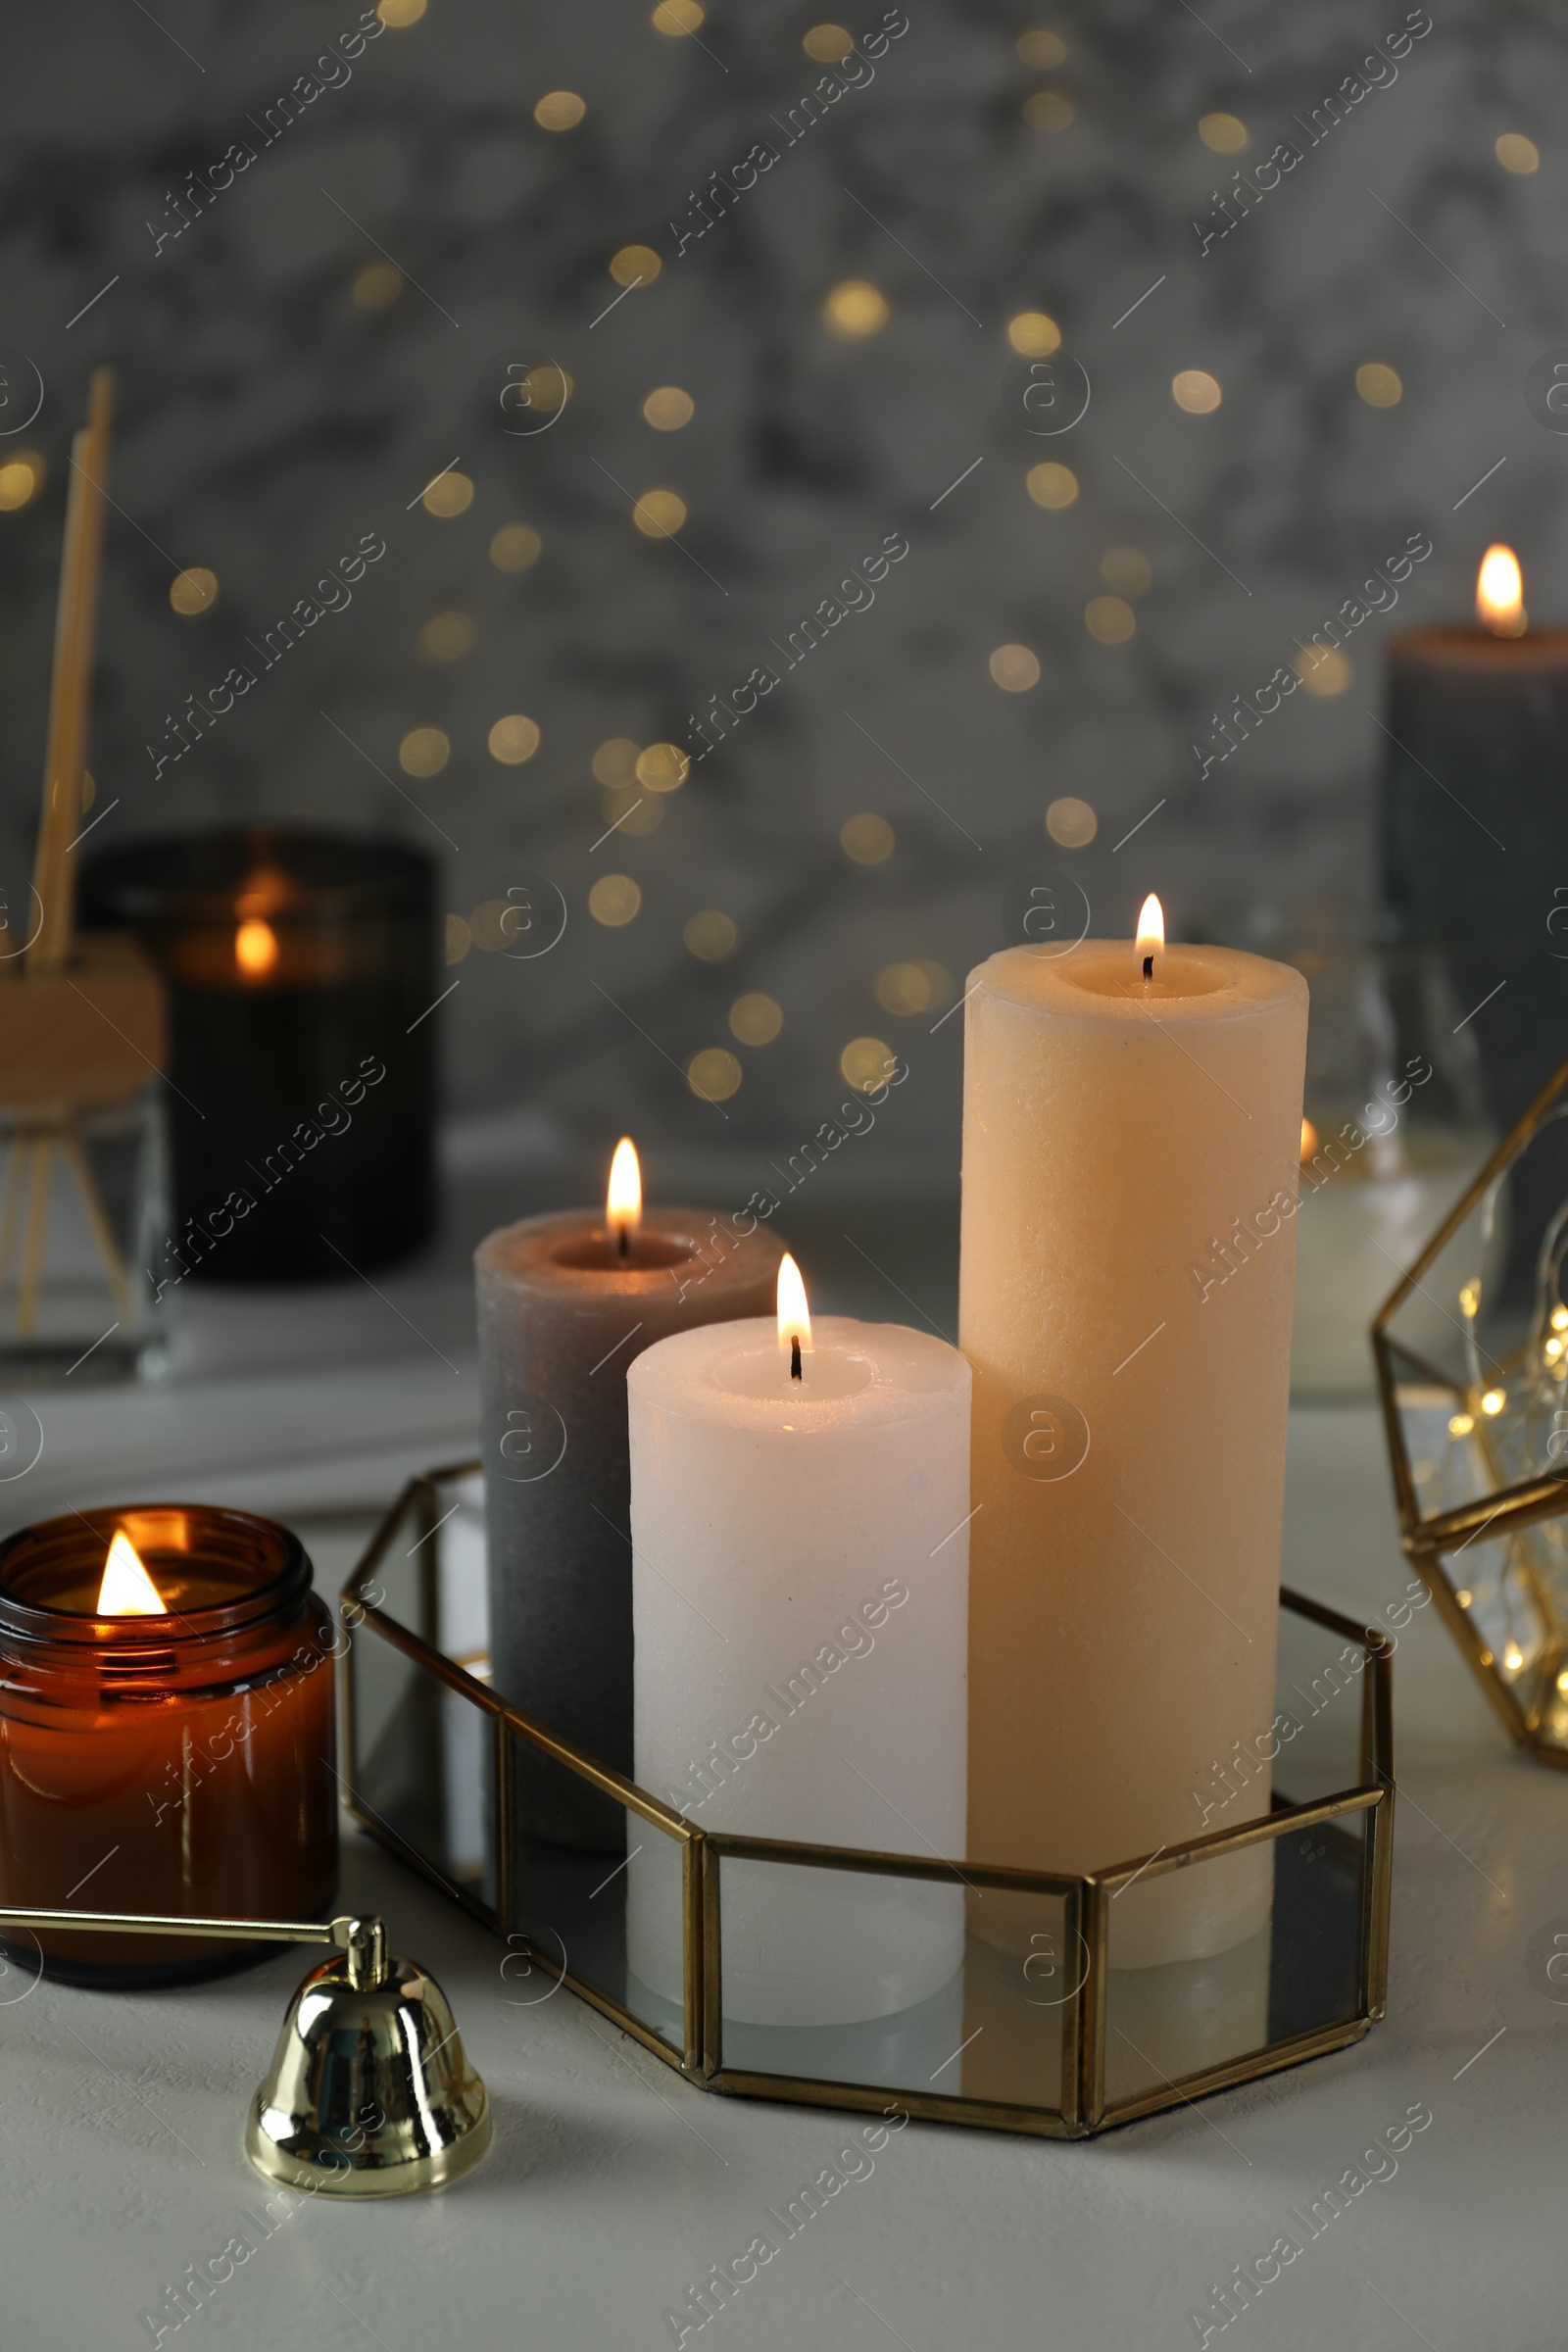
[1,0,1561,1163]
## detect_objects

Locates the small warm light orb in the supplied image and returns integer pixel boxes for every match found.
[170,566,219,616]
[1481,1387,1506,1415]
[1356,361,1403,409]
[1026,461,1078,510]
[1455,1589,1473,1608]
[635,742,690,792]
[1477,545,1526,638]
[421,469,474,517]
[603,787,663,837]
[490,522,541,572]
[607,1137,642,1247]
[594,739,641,789]
[1016,27,1066,69]
[1552,1304,1568,1332]
[417,610,477,662]
[688,1047,742,1101]
[235,917,279,979]
[1172,368,1222,414]
[1046,797,1097,848]
[1447,1412,1475,1439]
[352,261,403,311]
[652,0,705,33]
[1102,547,1152,598]
[1504,1642,1525,1672]
[842,1036,896,1093]
[804,22,855,60]
[589,873,642,927]
[875,959,952,1015]
[377,0,426,23]
[1300,1117,1319,1165]
[684,908,737,960]
[1199,112,1249,153]
[488,713,540,764]
[1136,893,1164,976]
[989,643,1041,692]
[1459,1284,1480,1318]
[823,280,889,338]
[643,385,695,431]
[730,992,783,1046]
[400,726,451,776]
[0,450,45,511]
[1496,131,1540,174]
[1085,595,1136,645]
[777,1252,813,1357]
[1007,311,1061,358]
[534,90,586,130]
[632,489,688,538]
[97,1529,168,1617]
[1295,645,1353,697]
[612,244,662,288]
[841,813,894,865]
[1023,89,1075,132]
[445,913,472,963]
[1545,1336,1564,1363]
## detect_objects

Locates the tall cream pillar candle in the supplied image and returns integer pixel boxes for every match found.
[960,912,1307,1967]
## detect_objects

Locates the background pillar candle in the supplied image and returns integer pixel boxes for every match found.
[959,934,1307,1967]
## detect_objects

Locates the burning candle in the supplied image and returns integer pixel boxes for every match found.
[626,1255,970,2027]
[80,826,438,1287]
[960,902,1307,1966]
[475,1142,784,1847]
[0,1506,337,1984]
[1381,546,1568,1266]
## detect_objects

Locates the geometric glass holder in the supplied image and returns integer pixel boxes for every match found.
[1375,1051,1568,1765]
[342,1462,1393,2139]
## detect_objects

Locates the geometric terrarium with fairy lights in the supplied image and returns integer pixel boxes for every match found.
[1375,1051,1568,1763]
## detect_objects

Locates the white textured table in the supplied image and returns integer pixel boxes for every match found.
[0,1401,1552,2351]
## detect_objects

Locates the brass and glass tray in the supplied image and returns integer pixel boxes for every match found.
[341,1462,1393,2139]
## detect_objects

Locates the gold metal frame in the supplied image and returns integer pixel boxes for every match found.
[340,1463,1394,2139]
[1374,1051,1568,1765]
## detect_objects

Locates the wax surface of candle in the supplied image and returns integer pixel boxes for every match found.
[476,1202,783,1847]
[627,1311,969,2027]
[960,938,1306,1966]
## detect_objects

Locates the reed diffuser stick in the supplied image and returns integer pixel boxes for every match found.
[28,366,115,978]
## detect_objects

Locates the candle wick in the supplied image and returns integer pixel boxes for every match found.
[617,1225,629,1260]
[790,1335,802,1381]
[1143,955,1153,982]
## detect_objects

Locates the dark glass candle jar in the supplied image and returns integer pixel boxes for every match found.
[80,826,437,1285]
[0,1505,337,1984]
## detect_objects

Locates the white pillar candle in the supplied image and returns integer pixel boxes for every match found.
[960,904,1307,1967]
[627,1262,970,2028]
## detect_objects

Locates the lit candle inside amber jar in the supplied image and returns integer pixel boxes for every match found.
[0,1506,337,1985]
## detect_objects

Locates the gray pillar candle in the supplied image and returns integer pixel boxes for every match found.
[476,1172,784,1849]
[1380,568,1568,1295]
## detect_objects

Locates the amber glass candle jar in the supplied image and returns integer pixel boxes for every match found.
[0,1505,337,1985]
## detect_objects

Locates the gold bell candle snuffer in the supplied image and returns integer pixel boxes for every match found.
[958,898,1308,1966]
[626,1254,970,2028]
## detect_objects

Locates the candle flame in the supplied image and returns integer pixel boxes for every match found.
[1300,1117,1318,1165]
[1477,545,1526,638]
[235,917,279,978]
[1136,893,1164,978]
[96,1530,168,1617]
[607,1137,642,1247]
[776,1252,813,1357]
